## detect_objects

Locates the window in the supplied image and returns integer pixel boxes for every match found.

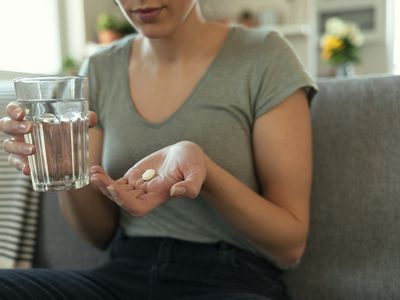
[394,0,400,74]
[0,0,61,74]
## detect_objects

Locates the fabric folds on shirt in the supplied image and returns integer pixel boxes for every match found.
[80,26,318,266]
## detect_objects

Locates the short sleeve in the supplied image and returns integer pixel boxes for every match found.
[253,31,318,119]
[79,57,103,129]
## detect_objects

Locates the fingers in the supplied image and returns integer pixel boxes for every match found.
[88,111,97,128]
[115,190,165,217]
[133,178,147,191]
[90,166,138,204]
[90,165,107,176]
[170,169,205,198]
[1,103,33,175]
[90,166,131,192]
[116,177,129,185]
[90,166,114,192]
[132,171,163,193]
[170,180,201,198]
[124,167,147,190]
[1,135,34,175]
[2,138,35,156]
[0,117,32,135]
[2,101,29,137]
[90,173,113,199]
[90,165,163,216]
[7,154,30,175]
[5,102,24,121]
[107,185,145,210]
[132,192,167,215]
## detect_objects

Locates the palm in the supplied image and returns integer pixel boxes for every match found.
[90,142,206,217]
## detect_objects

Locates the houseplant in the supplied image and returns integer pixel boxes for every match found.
[96,13,136,44]
[61,57,79,75]
[320,17,365,77]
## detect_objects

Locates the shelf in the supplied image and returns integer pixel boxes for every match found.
[261,24,311,37]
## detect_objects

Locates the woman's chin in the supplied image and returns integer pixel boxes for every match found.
[141,32,165,39]
[138,25,176,39]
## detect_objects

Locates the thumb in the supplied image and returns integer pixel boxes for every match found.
[170,179,202,199]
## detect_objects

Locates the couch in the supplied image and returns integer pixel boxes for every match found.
[2,74,400,299]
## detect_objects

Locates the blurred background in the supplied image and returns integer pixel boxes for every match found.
[0,0,398,78]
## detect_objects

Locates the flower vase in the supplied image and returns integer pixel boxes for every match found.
[335,63,355,77]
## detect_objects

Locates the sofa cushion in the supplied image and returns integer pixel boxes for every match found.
[34,192,108,269]
[283,75,400,300]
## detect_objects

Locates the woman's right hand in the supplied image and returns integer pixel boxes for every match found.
[0,102,33,175]
[0,102,98,175]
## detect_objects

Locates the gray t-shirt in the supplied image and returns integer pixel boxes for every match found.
[82,26,317,262]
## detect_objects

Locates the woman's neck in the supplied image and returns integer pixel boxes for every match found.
[138,7,223,65]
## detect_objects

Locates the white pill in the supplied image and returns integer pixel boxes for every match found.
[142,169,156,181]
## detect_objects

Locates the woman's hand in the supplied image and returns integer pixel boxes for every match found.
[90,141,206,217]
[0,102,97,175]
[0,102,34,175]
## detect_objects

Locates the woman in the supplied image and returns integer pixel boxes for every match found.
[0,0,317,299]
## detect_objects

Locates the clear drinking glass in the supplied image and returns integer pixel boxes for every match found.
[14,76,89,192]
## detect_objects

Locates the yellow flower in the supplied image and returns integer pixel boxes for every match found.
[322,35,343,51]
[321,48,332,60]
[320,17,364,65]
[320,35,344,61]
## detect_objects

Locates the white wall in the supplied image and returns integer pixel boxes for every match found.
[0,71,36,81]
[394,0,400,74]
[59,0,87,62]
[0,0,61,74]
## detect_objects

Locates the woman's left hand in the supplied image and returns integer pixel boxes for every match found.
[90,141,206,217]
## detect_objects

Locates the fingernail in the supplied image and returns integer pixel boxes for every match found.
[171,186,186,197]
[18,122,31,132]
[16,159,24,171]
[23,145,33,155]
[13,110,22,119]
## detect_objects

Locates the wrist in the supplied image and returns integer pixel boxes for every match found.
[202,153,215,194]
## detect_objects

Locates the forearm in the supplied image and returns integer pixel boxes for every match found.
[202,155,308,267]
[58,183,119,249]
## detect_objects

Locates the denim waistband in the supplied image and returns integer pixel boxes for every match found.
[110,233,282,276]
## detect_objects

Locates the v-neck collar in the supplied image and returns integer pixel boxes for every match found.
[123,26,237,128]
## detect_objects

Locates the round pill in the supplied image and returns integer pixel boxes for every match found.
[142,169,156,181]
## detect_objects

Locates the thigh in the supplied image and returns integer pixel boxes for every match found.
[0,268,118,300]
[156,241,290,300]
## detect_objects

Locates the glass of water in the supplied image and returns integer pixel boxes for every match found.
[14,76,89,192]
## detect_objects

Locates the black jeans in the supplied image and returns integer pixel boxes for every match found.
[0,235,290,300]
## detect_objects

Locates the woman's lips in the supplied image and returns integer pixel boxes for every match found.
[133,7,164,22]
